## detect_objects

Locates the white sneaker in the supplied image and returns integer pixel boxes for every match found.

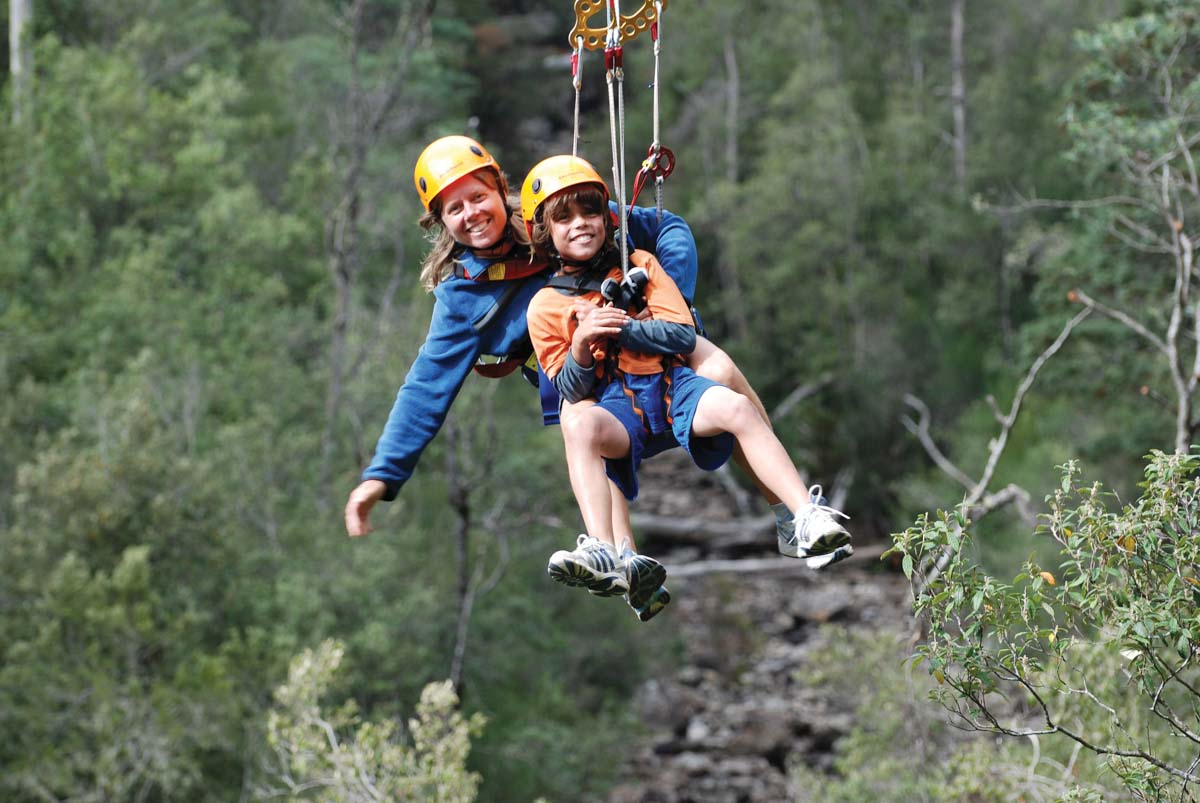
[547,535,630,597]
[778,485,851,559]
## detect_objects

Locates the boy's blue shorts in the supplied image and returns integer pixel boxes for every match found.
[596,364,735,500]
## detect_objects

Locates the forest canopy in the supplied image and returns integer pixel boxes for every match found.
[2,0,1197,800]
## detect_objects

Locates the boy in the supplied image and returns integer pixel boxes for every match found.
[522,155,853,619]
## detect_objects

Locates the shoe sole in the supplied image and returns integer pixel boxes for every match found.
[804,544,854,570]
[625,555,667,609]
[547,552,630,597]
[778,528,852,559]
[635,586,671,622]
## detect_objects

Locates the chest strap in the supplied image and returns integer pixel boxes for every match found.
[454,257,548,282]
[465,260,549,381]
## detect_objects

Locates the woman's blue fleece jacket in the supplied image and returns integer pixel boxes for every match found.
[362,203,698,500]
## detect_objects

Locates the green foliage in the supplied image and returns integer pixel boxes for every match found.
[260,640,485,802]
[788,626,1118,802]
[0,546,248,801]
[891,450,1200,800]
[8,0,1199,800]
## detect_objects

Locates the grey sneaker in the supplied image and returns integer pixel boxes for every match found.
[624,552,667,610]
[627,585,671,622]
[778,485,851,559]
[547,535,629,597]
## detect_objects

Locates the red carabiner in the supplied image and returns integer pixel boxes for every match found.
[629,145,675,210]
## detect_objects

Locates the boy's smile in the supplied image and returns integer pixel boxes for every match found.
[550,209,606,263]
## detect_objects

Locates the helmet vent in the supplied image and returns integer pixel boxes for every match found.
[532,178,542,193]
[470,145,483,156]
[419,177,427,192]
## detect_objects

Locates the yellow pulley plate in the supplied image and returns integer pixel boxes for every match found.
[569,0,667,51]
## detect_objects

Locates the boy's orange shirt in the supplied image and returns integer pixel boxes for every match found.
[527,249,694,380]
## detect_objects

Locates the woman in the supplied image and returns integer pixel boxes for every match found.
[343,136,783,552]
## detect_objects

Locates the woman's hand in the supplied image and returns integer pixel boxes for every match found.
[344,479,387,537]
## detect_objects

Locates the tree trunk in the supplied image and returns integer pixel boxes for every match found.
[950,0,967,190]
[318,0,436,497]
[718,33,750,340]
[10,0,33,125]
[444,420,473,699]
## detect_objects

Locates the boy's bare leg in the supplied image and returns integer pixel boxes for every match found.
[560,406,632,548]
[609,485,636,553]
[687,336,782,506]
[690,385,850,562]
[691,385,811,513]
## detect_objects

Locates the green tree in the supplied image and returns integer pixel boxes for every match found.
[259,640,485,802]
[893,450,1200,800]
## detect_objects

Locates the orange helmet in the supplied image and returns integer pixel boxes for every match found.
[520,155,609,236]
[413,135,501,211]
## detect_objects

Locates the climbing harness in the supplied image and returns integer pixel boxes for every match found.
[456,253,551,383]
[546,265,649,314]
[546,263,652,382]
[568,0,671,278]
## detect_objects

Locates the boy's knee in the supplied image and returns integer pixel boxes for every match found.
[719,392,758,432]
[562,410,604,446]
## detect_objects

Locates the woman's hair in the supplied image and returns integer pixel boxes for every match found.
[417,168,529,291]
[529,184,615,258]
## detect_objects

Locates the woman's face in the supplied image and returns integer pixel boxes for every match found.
[549,203,606,263]
[438,171,508,250]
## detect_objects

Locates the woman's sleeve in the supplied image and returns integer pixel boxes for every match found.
[623,203,698,304]
[362,299,482,500]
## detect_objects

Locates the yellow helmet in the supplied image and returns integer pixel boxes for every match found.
[520,155,609,236]
[413,135,500,211]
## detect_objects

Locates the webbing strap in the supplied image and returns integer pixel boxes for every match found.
[546,272,607,295]
[651,1,664,221]
[571,35,584,156]
[454,258,546,283]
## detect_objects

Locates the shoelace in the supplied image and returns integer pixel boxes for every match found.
[805,484,850,521]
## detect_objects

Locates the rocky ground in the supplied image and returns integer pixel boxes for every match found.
[607,451,914,803]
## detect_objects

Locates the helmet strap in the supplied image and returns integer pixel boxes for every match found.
[554,240,619,277]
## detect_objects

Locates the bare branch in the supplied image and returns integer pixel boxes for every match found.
[630,511,774,541]
[1110,214,1174,254]
[987,191,1159,217]
[1071,289,1169,355]
[771,372,833,421]
[669,544,888,579]
[901,394,976,491]
[969,306,1093,504]
[972,483,1036,526]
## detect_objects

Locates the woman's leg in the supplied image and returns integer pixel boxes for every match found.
[686,337,781,505]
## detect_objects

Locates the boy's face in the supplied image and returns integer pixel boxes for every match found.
[549,201,606,264]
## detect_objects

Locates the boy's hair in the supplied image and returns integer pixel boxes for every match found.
[417,169,529,291]
[530,184,616,258]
